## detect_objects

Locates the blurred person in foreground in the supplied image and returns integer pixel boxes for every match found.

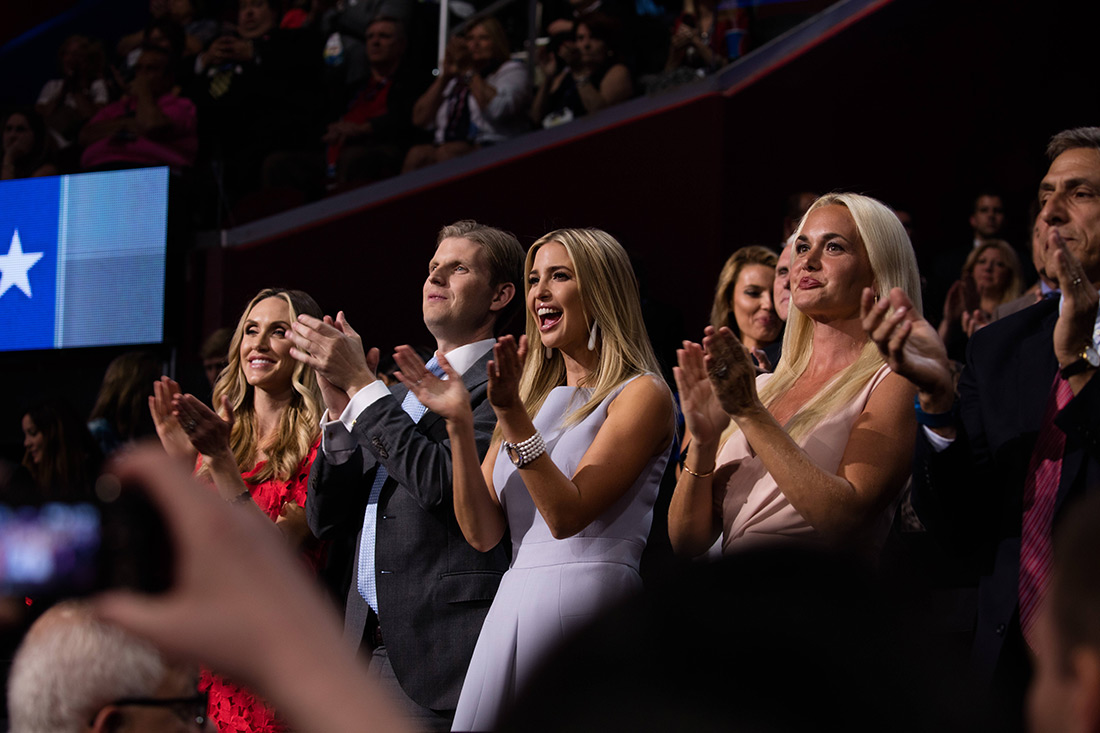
[1029,493,1100,733]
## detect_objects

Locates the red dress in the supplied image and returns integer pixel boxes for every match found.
[199,438,323,732]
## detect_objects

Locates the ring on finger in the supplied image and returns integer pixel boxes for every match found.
[713,364,729,379]
[184,419,197,433]
[1073,277,1083,286]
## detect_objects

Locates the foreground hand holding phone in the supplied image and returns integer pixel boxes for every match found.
[92,444,413,733]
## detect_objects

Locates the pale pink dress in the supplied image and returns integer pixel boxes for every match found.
[716,363,900,555]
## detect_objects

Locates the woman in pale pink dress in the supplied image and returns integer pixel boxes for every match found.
[669,193,921,557]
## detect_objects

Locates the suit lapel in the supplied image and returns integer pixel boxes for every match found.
[416,349,493,435]
[1016,304,1059,434]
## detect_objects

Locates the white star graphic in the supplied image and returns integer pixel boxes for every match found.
[0,229,45,299]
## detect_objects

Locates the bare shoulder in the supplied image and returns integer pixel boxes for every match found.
[610,373,674,412]
[607,374,675,451]
[870,370,918,402]
[861,369,917,425]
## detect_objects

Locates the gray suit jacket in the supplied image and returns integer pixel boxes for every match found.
[306,351,509,712]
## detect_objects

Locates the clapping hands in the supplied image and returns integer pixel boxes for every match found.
[392,346,472,423]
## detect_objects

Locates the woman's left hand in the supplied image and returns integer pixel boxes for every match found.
[173,393,234,459]
[486,335,528,411]
[702,326,762,418]
[276,500,311,548]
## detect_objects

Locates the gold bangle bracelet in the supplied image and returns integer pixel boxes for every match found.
[682,464,715,478]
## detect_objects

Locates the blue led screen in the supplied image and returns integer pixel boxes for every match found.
[0,167,168,352]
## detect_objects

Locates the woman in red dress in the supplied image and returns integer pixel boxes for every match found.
[150,287,325,732]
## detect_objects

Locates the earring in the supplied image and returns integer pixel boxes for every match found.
[545,345,553,359]
[587,320,599,351]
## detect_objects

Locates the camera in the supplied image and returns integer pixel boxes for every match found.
[0,478,173,600]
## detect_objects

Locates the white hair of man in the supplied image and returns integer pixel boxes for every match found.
[7,601,166,733]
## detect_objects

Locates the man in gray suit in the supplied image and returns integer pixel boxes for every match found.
[290,220,525,730]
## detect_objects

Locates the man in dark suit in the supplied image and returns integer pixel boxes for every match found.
[864,127,1100,729]
[289,220,526,730]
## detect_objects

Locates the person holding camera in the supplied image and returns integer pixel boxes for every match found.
[402,17,530,172]
[531,14,632,129]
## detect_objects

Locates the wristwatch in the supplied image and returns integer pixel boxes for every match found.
[1059,344,1100,378]
[503,431,546,468]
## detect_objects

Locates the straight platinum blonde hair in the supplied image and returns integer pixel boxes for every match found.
[512,228,668,433]
[739,193,922,444]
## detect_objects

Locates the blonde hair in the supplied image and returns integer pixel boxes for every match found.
[208,288,323,483]
[710,245,779,334]
[728,193,921,444]
[508,228,666,435]
[962,239,1023,305]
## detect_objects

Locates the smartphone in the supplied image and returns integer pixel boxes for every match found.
[0,485,173,600]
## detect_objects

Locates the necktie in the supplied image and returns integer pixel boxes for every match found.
[357,357,445,614]
[1019,372,1073,647]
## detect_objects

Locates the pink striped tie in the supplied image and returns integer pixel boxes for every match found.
[1019,372,1073,648]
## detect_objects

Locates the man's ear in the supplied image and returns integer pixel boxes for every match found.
[489,282,515,312]
[969,214,979,231]
[88,705,125,733]
[1070,647,1100,733]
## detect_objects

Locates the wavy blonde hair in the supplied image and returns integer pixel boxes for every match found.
[726,193,922,445]
[507,229,667,435]
[208,288,323,483]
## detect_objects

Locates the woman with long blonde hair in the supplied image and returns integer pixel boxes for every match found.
[669,193,919,557]
[149,287,325,733]
[394,228,675,731]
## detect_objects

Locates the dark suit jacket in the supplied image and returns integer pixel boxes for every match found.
[306,351,509,712]
[912,297,1100,686]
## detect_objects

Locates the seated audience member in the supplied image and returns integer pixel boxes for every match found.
[1029,494,1100,733]
[36,34,110,153]
[531,14,632,128]
[669,194,920,559]
[21,399,102,502]
[403,18,530,172]
[319,0,415,91]
[1,108,59,179]
[647,0,742,92]
[6,601,211,733]
[79,45,198,172]
[196,0,325,205]
[87,351,162,458]
[936,239,1022,359]
[262,16,429,197]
